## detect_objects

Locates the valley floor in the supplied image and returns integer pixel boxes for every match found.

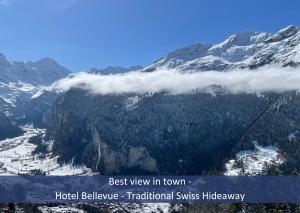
[0,127,173,212]
[0,127,93,176]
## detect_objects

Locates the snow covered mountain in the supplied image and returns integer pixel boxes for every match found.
[1,26,300,175]
[0,53,72,127]
[44,26,300,176]
[0,25,300,212]
[0,54,71,85]
[145,25,300,72]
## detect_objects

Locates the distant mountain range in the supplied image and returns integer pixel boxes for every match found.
[0,54,71,85]
[145,25,300,72]
[1,25,299,86]
[0,53,142,127]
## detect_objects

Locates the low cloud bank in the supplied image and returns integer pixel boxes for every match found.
[53,66,300,95]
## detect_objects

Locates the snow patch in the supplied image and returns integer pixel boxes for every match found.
[125,96,140,110]
[38,205,86,213]
[31,89,45,99]
[0,95,16,107]
[102,203,172,213]
[37,203,174,213]
[225,141,284,176]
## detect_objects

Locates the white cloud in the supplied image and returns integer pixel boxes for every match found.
[53,66,300,95]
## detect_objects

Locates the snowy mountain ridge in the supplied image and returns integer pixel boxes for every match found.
[0,53,71,85]
[145,25,300,72]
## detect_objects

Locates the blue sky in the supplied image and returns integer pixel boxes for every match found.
[0,0,299,71]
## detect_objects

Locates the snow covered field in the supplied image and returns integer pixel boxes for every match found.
[39,203,174,213]
[38,205,86,213]
[38,203,174,213]
[224,141,284,176]
[0,127,172,212]
[0,127,93,176]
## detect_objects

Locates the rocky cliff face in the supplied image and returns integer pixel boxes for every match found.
[0,111,23,140]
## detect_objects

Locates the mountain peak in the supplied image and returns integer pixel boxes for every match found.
[163,43,213,62]
[277,25,298,34]
[0,52,9,66]
[146,25,300,72]
[0,54,71,85]
[36,57,59,66]
[265,25,299,43]
[215,31,270,49]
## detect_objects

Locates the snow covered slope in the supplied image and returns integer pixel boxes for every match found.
[224,141,284,176]
[0,53,71,126]
[0,81,37,112]
[0,126,93,176]
[145,25,300,72]
[0,81,48,127]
